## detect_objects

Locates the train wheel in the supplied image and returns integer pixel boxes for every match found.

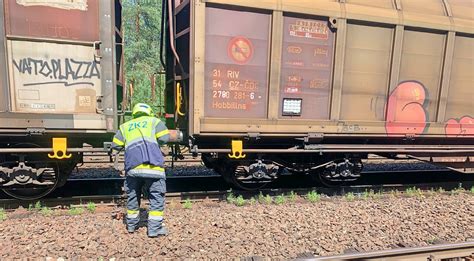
[313,158,363,187]
[0,143,78,200]
[3,185,58,201]
[2,167,60,200]
[229,165,269,190]
[222,161,281,191]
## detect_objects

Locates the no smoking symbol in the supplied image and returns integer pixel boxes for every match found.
[228,36,254,64]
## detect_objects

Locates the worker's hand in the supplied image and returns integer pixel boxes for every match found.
[161,146,170,156]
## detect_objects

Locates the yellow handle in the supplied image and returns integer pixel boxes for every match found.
[176,82,185,116]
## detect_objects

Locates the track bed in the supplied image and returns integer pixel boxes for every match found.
[0,192,473,259]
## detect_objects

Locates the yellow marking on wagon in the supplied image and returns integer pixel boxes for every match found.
[228,140,246,159]
[48,137,72,160]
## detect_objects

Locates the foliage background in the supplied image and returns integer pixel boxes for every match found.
[123,0,166,115]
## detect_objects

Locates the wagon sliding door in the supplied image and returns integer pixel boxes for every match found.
[4,0,102,114]
[204,6,271,119]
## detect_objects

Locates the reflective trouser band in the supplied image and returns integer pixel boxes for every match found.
[149,210,164,220]
[134,164,165,172]
[127,209,139,219]
[127,166,165,178]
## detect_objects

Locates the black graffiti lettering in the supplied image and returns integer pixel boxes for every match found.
[12,59,21,72]
[13,57,101,87]
[58,59,66,80]
[28,58,43,76]
[83,62,91,79]
[89,61,100,79]
[39,61,52,77]
[71,59,84,79]
[51,59,59,79]
[64,58,75,80]
[21,59,32,74]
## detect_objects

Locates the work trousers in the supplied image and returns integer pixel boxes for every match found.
[125,176,166,234]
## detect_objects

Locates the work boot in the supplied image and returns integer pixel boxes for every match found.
[127,226,136,234]
[148,226,168,238]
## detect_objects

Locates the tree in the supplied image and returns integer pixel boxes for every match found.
[123,0,165,115]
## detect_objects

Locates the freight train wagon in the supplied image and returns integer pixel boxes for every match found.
[0,0,124,199]
[166,0,474,189]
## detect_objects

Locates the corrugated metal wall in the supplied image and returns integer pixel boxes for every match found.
[188,0,474,135]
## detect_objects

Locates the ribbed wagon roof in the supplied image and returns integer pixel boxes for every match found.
[204,0,474,33]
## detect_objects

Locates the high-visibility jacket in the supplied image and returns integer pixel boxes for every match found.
[112,116,170,179]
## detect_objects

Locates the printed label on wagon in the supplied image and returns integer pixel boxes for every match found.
[227,37,254,65]
[204,7,270,118]
[289,19,330,40]
[280,16,335,119]
[16,0,88,11]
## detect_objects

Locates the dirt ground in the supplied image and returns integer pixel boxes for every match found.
[1,193,473,259]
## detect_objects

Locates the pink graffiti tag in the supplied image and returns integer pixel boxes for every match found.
[445,116,474,136]
[385,81,428,135]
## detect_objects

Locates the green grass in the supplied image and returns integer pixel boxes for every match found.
[257,192,266,203]
[426,188,436,196]
[234,195,246,207]
[361,189,383,200]
[345,192,356,201]
[274,195,286,205]
[406,187,423,197]
[426,237,438,244]
[307,191,321,203]
[438,187,445,194]
[68,206,85,215]
[28,201,42,211]
[471,187,474,194]
[0,208,6,221]
[249,197,257,205]
[86,202,96,213]
[264,194,273,204]
[450,184,465,195]
[288,191,297,202]
[182,198,192,209]
[40,206,53,216]
[226,191,236,204]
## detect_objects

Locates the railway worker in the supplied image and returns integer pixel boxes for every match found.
[111,103,170,238]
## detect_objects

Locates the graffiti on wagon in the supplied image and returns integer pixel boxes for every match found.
[12,57,100,87]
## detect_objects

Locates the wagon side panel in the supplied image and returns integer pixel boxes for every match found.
[187,0,473,138]
[0,0,120,132]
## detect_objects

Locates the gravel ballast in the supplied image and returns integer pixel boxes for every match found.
[1,193,473,259]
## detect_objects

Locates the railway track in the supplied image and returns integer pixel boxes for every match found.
[305,241,474,260]
[0,169,473,210]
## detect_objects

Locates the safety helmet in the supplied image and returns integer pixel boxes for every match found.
[132,103,153,118]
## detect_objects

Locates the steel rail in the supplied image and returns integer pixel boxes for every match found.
[304,241,474,260]
[1,177,473,208]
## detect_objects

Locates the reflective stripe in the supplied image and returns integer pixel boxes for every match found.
[149,210,163,217]
[128,167,165,178]
[149,210,164,221]
[113,137,125,146]
[149,215,163,221]
[127,209,139,219]
[155,129,170,138]
[135,164,165,172]
[125,136,157,148]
